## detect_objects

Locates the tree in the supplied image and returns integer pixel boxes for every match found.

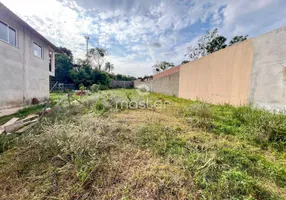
[52,46,135,89]
[186,29,248,60]
[69,65,93,88]
[109,74,136,81]
[51,53,73,83]
[89,47,108,70]
[229,35,248,46]
[206,36,227,54]
[104,62,114,73]
[181,60,189,64]
[152,61,175,74]
[59,46,74,61]
[186,29,219,61]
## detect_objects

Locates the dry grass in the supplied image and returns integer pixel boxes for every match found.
[0,89,285,199]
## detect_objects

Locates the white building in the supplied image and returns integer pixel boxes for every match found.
[0,2,61,109]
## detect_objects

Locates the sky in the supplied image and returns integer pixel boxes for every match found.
[1,0,286,77]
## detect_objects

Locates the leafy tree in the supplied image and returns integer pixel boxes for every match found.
[186,29,219,61]
[181,60,189,64]
[69,65,111,89]
[206,36,227,54]
[52,46,134,90]
[152,61,175,74]
[229,35,248,46]
[89,47,108,70]
[92,70,110,86]
[69,65,93,88]
[108,74,136,81]
[59,46,73,61]
[104,62,114,73]
[51,53,73,83]
[187,29,248,60]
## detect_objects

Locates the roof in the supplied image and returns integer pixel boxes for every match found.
[0,2,62,53]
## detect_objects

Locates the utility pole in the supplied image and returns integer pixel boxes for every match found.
[84,35,90,61]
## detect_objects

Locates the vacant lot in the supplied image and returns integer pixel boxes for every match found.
[0,89,285,199]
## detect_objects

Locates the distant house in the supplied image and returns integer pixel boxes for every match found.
[0,2,61,109]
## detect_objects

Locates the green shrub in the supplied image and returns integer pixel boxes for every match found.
[99,84,108,90]
[79,84,86,91]
[90,84,99,93]
[139,87,147,92]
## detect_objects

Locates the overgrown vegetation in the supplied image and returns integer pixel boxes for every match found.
[0,90,285,199]
[51,47,136,90]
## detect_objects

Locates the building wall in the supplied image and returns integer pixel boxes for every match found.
[134,66,180,96]
[179,40,254,105]
[0,13,24,108]
[0,7,54,108]
[133,79,143,88]
[110,80,134,88]
[153,66,181,79]
[152,72,180,96]
[134,26,286,109]
[134,79,153,93]
[249,26,286,110]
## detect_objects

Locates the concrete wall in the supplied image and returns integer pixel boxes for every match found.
[134,79,153,92]
[134,66,180,96]
[179,40,253,105]
[152,72,180,96]
[153,66,181,79]
[134,26,286,109]
[249,26,286,110]
[110,80,133,88]
[0,5,54,108]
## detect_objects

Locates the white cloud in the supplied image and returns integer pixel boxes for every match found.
[2,0,97,58]
[220,0,286,37]
[1,0,286,77]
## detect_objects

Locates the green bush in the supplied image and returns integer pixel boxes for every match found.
[90,84,99,93]
[79,84,86,91]
[99,84,108,90]
[139,88,147,92]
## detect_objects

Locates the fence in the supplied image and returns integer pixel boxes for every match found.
[109,80,134,88]
[50,82,76,91]
[134,26,286,110]
[134,66,180,96]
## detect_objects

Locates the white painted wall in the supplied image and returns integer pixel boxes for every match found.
[0,8,55,108]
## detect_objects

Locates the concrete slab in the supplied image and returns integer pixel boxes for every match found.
[0,106,25,117]
[3,117,19,126]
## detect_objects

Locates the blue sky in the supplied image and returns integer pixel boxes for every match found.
[2,0,286,77]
